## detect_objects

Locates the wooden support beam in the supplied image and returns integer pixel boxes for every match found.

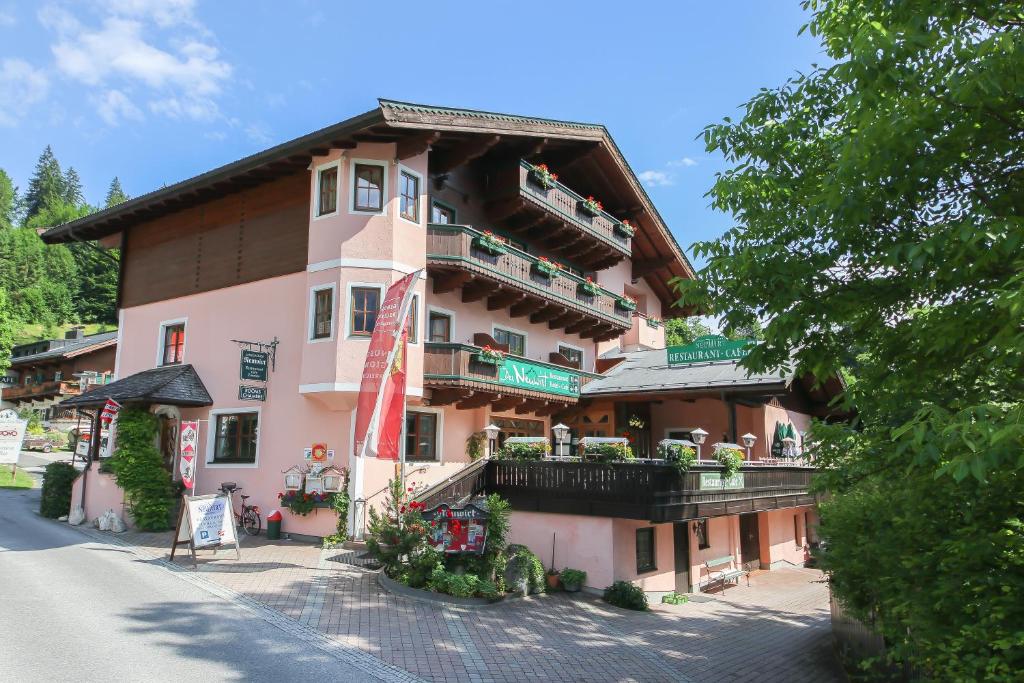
[565,318,592,335]
[431,271,471,294]
[514,400,545,415]
[487,290,526,311]
[490,396,527,412]
[631,255,676,280]
[397,131,441,159]
[432,135,501,174]
[530,305,566,324]
[548,312,578,330]
[457,392,497,410]
[461,280,494,303]
[509,299,533,318]
[328,140,358,150]
[427,388,473,406]
[485,197,523,222]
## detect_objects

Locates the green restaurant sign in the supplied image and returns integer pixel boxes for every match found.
[497,358,581,397]
[667,334,754,366]
[240,349,269,381]
[699,472,745,490]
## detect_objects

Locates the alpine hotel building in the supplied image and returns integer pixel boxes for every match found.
[50,100,842,595]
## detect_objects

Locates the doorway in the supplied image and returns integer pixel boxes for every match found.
[739,513,761,569]
[158,415,179,472]
[673,522,691,592]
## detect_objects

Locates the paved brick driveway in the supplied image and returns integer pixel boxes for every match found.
[73,527,842,683]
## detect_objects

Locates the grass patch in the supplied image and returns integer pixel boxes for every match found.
[0,467,35,489]
[13,322,116,345]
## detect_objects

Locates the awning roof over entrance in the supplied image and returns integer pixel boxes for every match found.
[59,364,213,409]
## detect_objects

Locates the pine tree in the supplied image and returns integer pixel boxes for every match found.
[24,146,66,221]
[0,169,17,230]
[104,177,129,207]
[63,167,84,207]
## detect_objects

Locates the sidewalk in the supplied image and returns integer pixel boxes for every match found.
[68,524,842,683]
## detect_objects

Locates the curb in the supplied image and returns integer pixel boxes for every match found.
[377,570,522,607]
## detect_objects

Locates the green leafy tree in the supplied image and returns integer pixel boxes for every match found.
[0,169,18,230]
[104,177,129,207]
[672,1,1024,679]
[663,317,711,346]
[24,146,66,220]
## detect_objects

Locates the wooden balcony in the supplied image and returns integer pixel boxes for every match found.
[427,224,632,342]
[1,381,82,402]
[423,342,600,414]
[485,462,816,522]
[484,161,632,270]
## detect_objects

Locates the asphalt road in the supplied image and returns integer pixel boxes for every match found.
[0,485,386,682]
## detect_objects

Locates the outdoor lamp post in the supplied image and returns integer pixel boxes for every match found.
[782,436,796,459]
[691,427,708,460]
[552,423,570,458]
[741,433,757,460]
[483,424,500,458]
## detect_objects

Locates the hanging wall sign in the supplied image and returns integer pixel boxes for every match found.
[170,493,240,567]
[667,335,755,366]
[238,385,267,402]
[240,349,270,382]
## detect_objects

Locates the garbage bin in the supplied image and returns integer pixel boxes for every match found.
[266,509,283,540]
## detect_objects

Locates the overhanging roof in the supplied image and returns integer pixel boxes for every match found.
[40,98,694,313]
[59,364,213,409]
[10,331,118,367]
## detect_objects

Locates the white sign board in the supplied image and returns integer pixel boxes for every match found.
[171,493,240,567]
[0,410,28,465]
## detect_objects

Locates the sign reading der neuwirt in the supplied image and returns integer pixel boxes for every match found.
[666,334,754,366]
[497,358,581,397]
[240,349,269,381]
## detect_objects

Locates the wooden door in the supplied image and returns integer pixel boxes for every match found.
[673,522,690,592]
[740,513,761,569]
[158,416,178,472]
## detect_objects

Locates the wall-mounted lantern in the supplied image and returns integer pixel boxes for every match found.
[320,465,344,493]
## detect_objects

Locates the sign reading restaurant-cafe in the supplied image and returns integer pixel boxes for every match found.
[667,334,754,366]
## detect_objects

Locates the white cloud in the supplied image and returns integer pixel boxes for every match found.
[244,122,273,145]
[0,8,15,27]
[0,58,49,126]
[668,157,698,167]
[95,88,142,125]
[637,170,674,187]
[38,2,231,124]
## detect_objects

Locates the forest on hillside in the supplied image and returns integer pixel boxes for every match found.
[0,147,125,371]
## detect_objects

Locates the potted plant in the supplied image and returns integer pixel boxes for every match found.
[614,219,636,238]
[475,345,505,366]
[578,195,603,217]
[533,256,561,280]
[546,568,561,590]
[473,230,507,256]
[578,277,601,297]
[616,295,637,312]
[560,568,587,593]
[658,442,697,477]
[528,163,559,190]
[716,446,744,477]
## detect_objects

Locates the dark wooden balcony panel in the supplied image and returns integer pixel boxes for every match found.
[485,461,816,522]
[484,162,632,270]
[2,380,81,401]
[427,225,630,341]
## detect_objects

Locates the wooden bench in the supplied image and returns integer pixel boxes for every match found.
[699,555,749,593]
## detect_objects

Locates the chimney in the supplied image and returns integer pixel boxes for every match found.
[65,326,85,340]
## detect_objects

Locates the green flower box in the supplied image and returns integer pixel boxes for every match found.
[578,281,601,297]
[646,317,661,329]
[577,199,602,217]
[473,235,506,256]
[474,350,505,366]
[616,298,637,312]
[533,260,561,279]
[613,222,635,238]
[529,166,558,190]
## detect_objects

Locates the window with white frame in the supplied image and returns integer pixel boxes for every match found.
[211,411,259,464]
[317,164,339,216]
[310,285,335,340]
[399,170,419,222]
[557,344,582,369]
[494,327,525,356]
[159,322,185,366]
[405,410,438,462]
[352,162,385,213]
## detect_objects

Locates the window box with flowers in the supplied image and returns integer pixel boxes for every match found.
[614,219,636,238]
[646,317,661,329]
[474,345,505,366]
[528,163,559,190]
[616,295,638,312]
[473,230,507,257]
[578,277,601,297]
[578,196,603,218]
[278,488,338,516]
[532,257,562,280]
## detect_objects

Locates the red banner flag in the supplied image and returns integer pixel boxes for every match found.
[100,398,121,426]
[376,328,408,460]
[353,270,421,459]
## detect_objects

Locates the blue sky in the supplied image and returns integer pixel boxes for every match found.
[0,1,826,266]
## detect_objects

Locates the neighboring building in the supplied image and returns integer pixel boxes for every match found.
[0,328,117,421]
[46,99,840,594]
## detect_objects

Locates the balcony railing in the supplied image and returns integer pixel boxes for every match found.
[1,380,82,401]
[486,461,816,522]
[427,224,631,340]
[424,342,600,403]
[486,161,632,270]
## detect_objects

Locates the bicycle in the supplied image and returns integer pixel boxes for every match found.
[219,482,262,536]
